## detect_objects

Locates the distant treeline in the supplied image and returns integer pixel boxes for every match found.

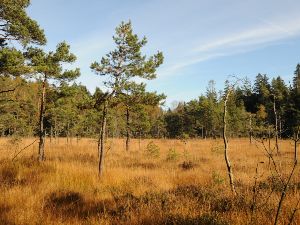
[1,66,299,139]
[165,68,300,138]
[0,76,165,139]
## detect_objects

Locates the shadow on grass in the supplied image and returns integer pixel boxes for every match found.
[44,186,232,224]
[0,157,55,188]
[44,190,141,221]
[0,204,15,225]
[164,214,228,225]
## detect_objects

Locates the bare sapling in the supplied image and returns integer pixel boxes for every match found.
[276,127,300,225]
[98,98,108,176]
[249,113,253,144]
[223,85,237,195]
[38,77,46,161]
[253,127,300,225]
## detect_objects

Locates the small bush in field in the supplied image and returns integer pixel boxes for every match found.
[210,144,223,154]
[212,171,224,185]
[166,148,180,161]
[145,141,160,158]
[183,149,191,160]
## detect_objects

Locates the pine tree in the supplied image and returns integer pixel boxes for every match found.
[0,0,46,46]
[0,0,46,92]
[120,82,165,151]
[91,21,163,175]
[25,42,80,161]
[289,64,300,132]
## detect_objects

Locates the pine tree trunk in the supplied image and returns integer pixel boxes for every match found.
[98,99,108,176]
[223,90,237,195]
[125,107,130,151]
[54,117,57,143]
[249,114,253,144]
[273,96,279,153]
[38,77,46,161]
[294,131,299,164]
[268,127,271,151]
[138,131,141,151]
[50,126,53,143]
[67,122,70,145]
[279,116,282,139]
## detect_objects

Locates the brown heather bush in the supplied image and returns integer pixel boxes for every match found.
[0,137,299,224]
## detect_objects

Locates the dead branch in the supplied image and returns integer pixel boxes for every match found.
[11,139,38,161]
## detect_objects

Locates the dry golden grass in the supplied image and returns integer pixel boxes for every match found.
[0,137,299,225]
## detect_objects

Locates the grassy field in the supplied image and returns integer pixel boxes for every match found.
[0,137,299,225]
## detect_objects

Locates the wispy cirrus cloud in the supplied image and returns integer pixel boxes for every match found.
[194,18,300,53]
[159,16,300,77]
[158,53,226,77]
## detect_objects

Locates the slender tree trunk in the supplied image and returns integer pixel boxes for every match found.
[110,117,116,153]
[273,96,279,153]
[294,131,299,164]
[249,114,253,144]
[279,115,282,139]
[268,126,271,151]
[66,122,70,144]
[54,117,57,144]
[223,90,237,195]
[138,130,141,151]
[38,77,46,161]
[50,126,53,144]
[98,99,108,176]
[125,106,130,151]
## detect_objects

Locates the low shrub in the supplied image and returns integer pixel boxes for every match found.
[145,141,160,159]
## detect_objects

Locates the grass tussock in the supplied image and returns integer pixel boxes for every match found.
[0,137,299,224]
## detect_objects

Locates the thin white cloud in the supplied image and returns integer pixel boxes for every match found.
[194,19,300,53]
[158,53,225,77]
[158,16,300,78]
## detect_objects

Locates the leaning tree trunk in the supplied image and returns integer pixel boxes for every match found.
[98,99,108,176]
[223,90,237,195]
[125,106,130,151]
[38,77,46,161]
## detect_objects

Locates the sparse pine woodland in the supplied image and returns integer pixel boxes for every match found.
[0,1,300,225]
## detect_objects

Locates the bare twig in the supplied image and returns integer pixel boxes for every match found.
[250,162,264,223]
[288,197,300,225]
[274,130,299,225]
[253,136,284,184]
[11,139,38,161]
[274,162,297,225]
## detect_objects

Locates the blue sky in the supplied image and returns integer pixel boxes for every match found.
[28,0,300,106]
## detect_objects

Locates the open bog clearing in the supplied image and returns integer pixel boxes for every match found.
[0,138,299,225]
[2,1,300,224]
